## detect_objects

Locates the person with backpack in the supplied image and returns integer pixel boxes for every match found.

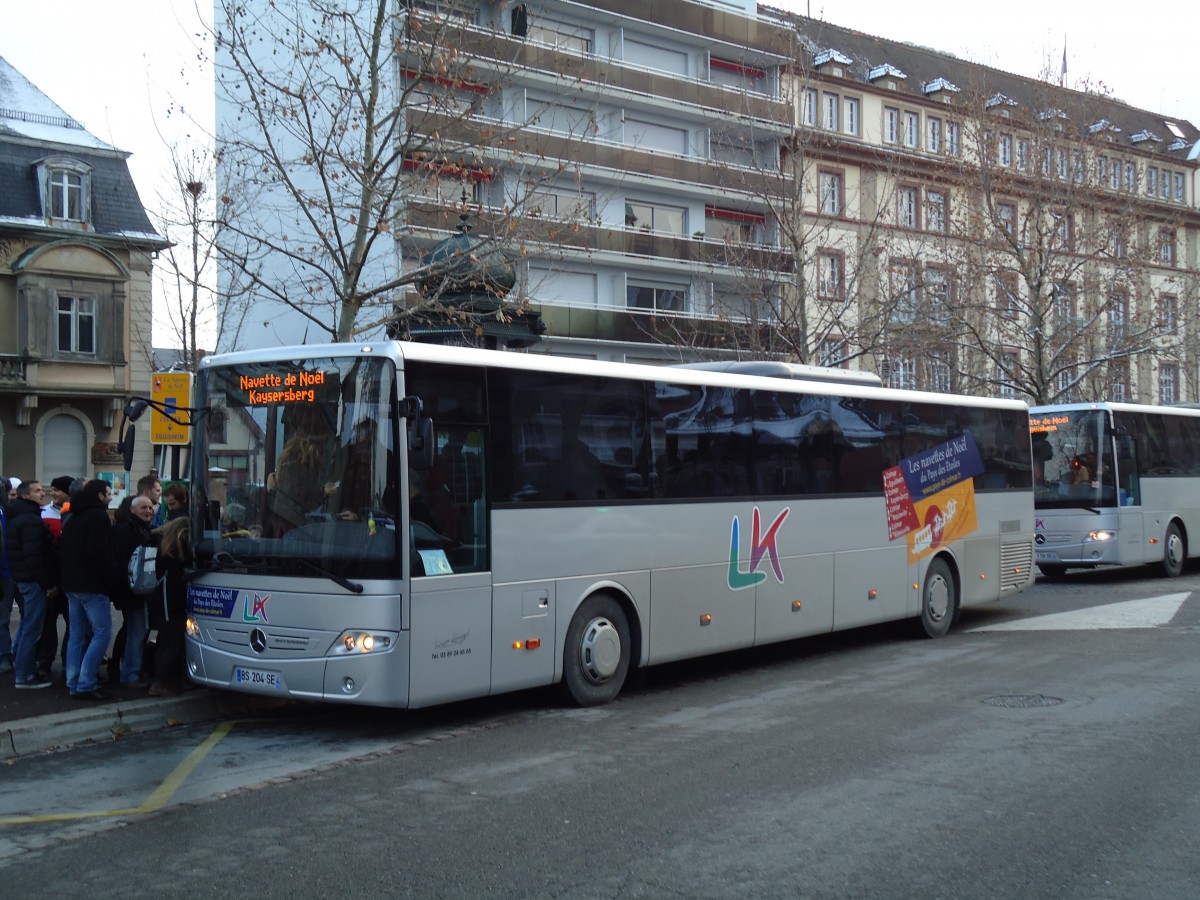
[111,494,157,689]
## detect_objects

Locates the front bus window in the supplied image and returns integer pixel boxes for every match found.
[1030,408,1117,508]
[192,356,401,580]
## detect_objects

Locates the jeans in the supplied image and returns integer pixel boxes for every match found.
[119,604,148,683]
[66,592,112,694]
[12,582,48,683]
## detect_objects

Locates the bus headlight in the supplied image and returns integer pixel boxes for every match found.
[332,631,395,655]
[1085,530,1116,542]
[185,617,201,639]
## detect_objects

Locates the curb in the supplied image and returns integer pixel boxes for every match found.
[1,691,270,758]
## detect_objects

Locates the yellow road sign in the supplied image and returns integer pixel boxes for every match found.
[150,372,192,445]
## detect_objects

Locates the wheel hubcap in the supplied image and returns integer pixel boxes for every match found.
[926,575,950,623]
[1167,534,1182,567]
[579,617,621,683]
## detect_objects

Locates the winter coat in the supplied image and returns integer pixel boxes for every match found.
[4,496,56,587]
[59,491,121,596]
[111,516,156,611]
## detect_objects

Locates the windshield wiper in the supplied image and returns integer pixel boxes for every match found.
[294,558,364,594]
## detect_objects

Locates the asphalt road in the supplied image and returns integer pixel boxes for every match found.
[3,566,1199,898]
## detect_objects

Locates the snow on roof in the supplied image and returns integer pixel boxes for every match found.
[0,56,116,152]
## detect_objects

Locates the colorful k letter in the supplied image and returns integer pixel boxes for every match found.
[727,507,791,590]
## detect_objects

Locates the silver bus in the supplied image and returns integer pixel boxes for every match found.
[1031,401,1200,577]
[184,341,1036,707]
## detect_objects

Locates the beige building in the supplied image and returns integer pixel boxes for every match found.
[0,58,167,487]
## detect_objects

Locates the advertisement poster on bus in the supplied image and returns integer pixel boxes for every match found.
[884,434,984,562]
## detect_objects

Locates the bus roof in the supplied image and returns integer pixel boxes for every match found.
[201,340,1026,411]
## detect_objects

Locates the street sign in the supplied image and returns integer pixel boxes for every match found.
[150,372,192,445]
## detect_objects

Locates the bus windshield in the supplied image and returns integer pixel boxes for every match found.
[191,355,401,580]
[1030,408,1118,510]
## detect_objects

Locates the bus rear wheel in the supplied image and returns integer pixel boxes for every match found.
[918,558,956,639]
[562,594,630,707]
[1161,523,1185,578]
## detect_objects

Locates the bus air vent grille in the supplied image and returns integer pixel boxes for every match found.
[999,540,1034,590]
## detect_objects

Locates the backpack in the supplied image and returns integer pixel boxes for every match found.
[128,544,162,596]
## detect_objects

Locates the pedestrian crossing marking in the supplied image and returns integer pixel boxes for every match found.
[968,593,1191,632]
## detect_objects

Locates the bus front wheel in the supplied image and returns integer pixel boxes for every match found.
[918,558,957,639]
[1161,523,1185,578]
[562,594,631,707]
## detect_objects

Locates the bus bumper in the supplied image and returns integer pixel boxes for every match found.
[186,635,411,708]
[1035,536,1122,569]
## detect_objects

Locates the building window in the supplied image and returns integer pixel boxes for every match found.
[1124,162,1137,193]
[1147,167,1158,196]
[818,169,843,216]
[926,351,953,393]
[995,272,1020,320]
[1051,211,1074,252]
[1107,224,1128,259]
[56,294,95,354]
[801,87,817,127]
[819,337,846,368]
[927,116,942,153]
[1175,172,1185,202]
[704,207,764,244]
[38,157,93,225]
[822,92,839,130]
[527,18,593,54]
[1053,282,1075,329]
[995,201,1016,237]
[1057,148,1069,179]
[1096,155,1108,185]
[1107,291,1128,346]
[1161,171,1172,200]
[527,187,595,221]
[1159,228,1177,265]
[998,133,1013,167]
[627,281,687,314]
[1016,138,1029,171]
[816,250,844,300]
[889,260,919,322]
[882,356,917,390]
[946,121,960,156]
[1072,150,1084,184]
[925,266,953,324]
[1159,362,1179,405]
[1108,360,1129,403]
[49,170,83,220]
[903,110,919,148]
[883,107,900,145]
[997,352,1020,399]
[843,97,859,135]
[625,200,685,235]
[1110,160,1121,191]
[926,189,947,233]
[896,185,919,229]
[1159,293,1178,331]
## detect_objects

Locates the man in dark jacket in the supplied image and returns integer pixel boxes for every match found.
[111,495,156,687]
[5,481,56,688]
[60,479,120,700]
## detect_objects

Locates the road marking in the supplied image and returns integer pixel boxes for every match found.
[0,720,235,826]
[968,593,1191,633]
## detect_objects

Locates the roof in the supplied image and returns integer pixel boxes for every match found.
[0,57,163,243]
[764,9,1200,159]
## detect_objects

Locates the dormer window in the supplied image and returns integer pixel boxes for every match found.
[814,49,851,78]
[985,94,1017,110]
[868,63,906,90]
[36,156,93,227]
[1131,130,1161,144]
[922,77,959,102]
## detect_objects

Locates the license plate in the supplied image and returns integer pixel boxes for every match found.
[234,666,285,690]
[1036,550,1058,562]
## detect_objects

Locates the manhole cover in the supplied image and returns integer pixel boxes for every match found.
[982,693,1065,709]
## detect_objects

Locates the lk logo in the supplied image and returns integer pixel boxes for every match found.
[727,507,790,590]
[242,592,270,623]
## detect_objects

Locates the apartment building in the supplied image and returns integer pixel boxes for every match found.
[215,0,1198,401]
[0,58,166,483]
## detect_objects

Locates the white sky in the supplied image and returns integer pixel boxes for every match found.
[1,0,1194,345]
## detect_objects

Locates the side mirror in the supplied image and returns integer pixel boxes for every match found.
[119,422,136,472]
[408,417,434,471]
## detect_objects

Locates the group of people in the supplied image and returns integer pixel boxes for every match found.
[1,473,193,701]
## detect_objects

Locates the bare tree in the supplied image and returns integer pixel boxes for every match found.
[931,78,1188,404]
[213,0,593,344]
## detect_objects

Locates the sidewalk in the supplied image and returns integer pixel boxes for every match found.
[0,671,270,759]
